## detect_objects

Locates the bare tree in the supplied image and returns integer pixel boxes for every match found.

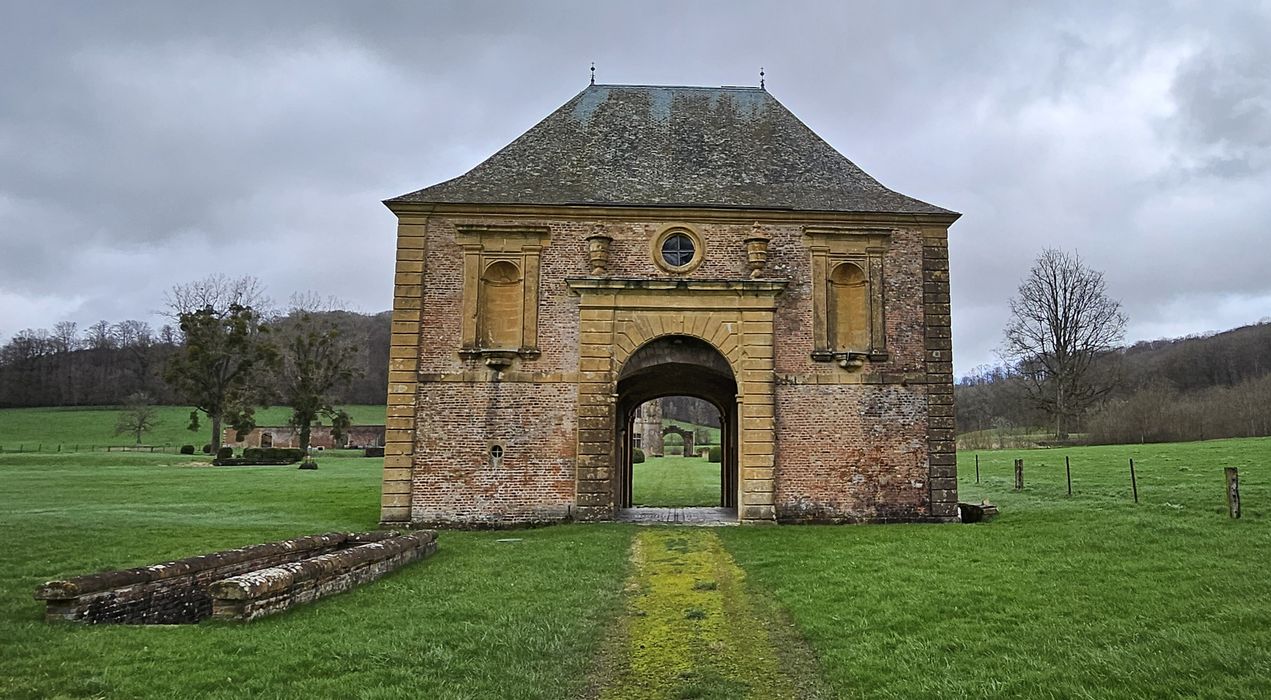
[50,321,79,353]
[1001,248,1127,438]
[163,274,271,320]
[85,320,115,350]
[114,392,160,445]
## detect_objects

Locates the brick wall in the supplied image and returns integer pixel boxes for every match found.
[411,380,576,526]
[774,384,930,522]
[392,207,957,525]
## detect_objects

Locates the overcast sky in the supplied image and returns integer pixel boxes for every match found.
[2,1,1269,375]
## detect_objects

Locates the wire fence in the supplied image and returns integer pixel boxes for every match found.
[965,450,1255,519]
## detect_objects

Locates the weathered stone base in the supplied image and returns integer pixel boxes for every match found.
[775,515,959,525]
[34,530,435,624]
[210,531,436,622]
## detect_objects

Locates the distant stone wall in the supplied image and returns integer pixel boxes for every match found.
[223,425,386,450]
[34,531,432,624]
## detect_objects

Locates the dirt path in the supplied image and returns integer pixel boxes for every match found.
[592,529,830,700]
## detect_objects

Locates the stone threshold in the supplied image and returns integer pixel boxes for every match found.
[615,507,739,526]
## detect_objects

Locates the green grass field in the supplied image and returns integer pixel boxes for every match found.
[632,455,722,507]
[0,405,387,450]
[2,406,1269,698]
[0,450,631,699]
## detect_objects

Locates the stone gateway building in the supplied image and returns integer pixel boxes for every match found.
[379,84,959,527]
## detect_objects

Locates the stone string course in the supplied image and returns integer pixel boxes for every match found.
[34,530,435,624]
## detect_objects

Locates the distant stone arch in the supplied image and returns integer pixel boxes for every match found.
[661,425,694,457]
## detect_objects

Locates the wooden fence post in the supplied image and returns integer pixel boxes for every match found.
[1066,456,1072,496]
[1130,458,1138,503]
[1014,458,1024,491]
[975,454,980,484]
[1225,467,1241,519]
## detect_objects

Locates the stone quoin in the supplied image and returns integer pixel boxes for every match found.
[379,83,960,526]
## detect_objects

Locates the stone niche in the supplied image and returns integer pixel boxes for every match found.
[33,530,437,624]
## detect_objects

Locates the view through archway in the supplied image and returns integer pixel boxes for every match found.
[615,335,739,519]
[630,397,723,507]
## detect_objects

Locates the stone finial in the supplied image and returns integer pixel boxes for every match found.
[585,227,613,275]
[743,222,771,279]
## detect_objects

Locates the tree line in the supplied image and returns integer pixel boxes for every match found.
[0,276,392,451]
[961,247,1271,447]
[958,321,1271,445]
[0,307,389,410]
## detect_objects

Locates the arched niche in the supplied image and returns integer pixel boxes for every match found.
[479,260,522,349]
[829,261,870,352]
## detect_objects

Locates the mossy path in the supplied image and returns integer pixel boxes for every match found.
[595,529,829,700]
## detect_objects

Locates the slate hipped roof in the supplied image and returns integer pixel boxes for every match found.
[389,84,955,216]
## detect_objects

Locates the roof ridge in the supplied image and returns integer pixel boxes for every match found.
[590,83,765,91]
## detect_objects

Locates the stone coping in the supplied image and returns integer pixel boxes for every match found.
[34,531,396,600]
[210,531,436,602]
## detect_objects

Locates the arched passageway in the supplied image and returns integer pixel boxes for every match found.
[615,335,739,515]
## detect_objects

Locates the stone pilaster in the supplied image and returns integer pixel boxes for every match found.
[739,309,777,522]
[380,216,427,526]
[922,229,958,519]
[575,306,617,520]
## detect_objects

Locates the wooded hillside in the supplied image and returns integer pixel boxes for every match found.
[957,322,1271,444]
[0,311,391,408]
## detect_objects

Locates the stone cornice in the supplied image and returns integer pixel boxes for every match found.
[385,201,960,227]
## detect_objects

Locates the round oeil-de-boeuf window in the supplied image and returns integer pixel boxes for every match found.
[653,227,703,273]
[661,232,695,267]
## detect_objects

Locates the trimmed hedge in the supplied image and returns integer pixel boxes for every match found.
[201,444,213,454]
[216,446,234,460]
[632,447,645,464]
[708,446,722,463]
[179,445,195,455]
[242,447,305,463]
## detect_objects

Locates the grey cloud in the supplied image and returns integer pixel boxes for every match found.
[2,0,1270,375]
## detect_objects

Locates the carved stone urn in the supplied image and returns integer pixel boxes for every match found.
[743,222,771,279]
[585,231,613,275]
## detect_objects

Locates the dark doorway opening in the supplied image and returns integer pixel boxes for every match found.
[615,336,739,516]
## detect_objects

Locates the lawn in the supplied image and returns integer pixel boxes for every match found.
[0,404,387,450]
[632,455,722,507]
[0,450,632,699]
[721,436,1271,698]
[3,427,1270,698]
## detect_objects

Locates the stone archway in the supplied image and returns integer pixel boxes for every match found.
[661,425,694,457]
[567,277,786,523]
[615,335,738,512]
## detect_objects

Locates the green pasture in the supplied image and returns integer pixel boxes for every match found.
[632,455,722,507]
[1,407,1269,698]
[0,450,630,699]
[0,404,387,450]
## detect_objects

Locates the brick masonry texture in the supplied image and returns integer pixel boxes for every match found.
[412,380,577,525]
[774,384,930,522]
[392,209,958,526]
[34,531,432,624]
